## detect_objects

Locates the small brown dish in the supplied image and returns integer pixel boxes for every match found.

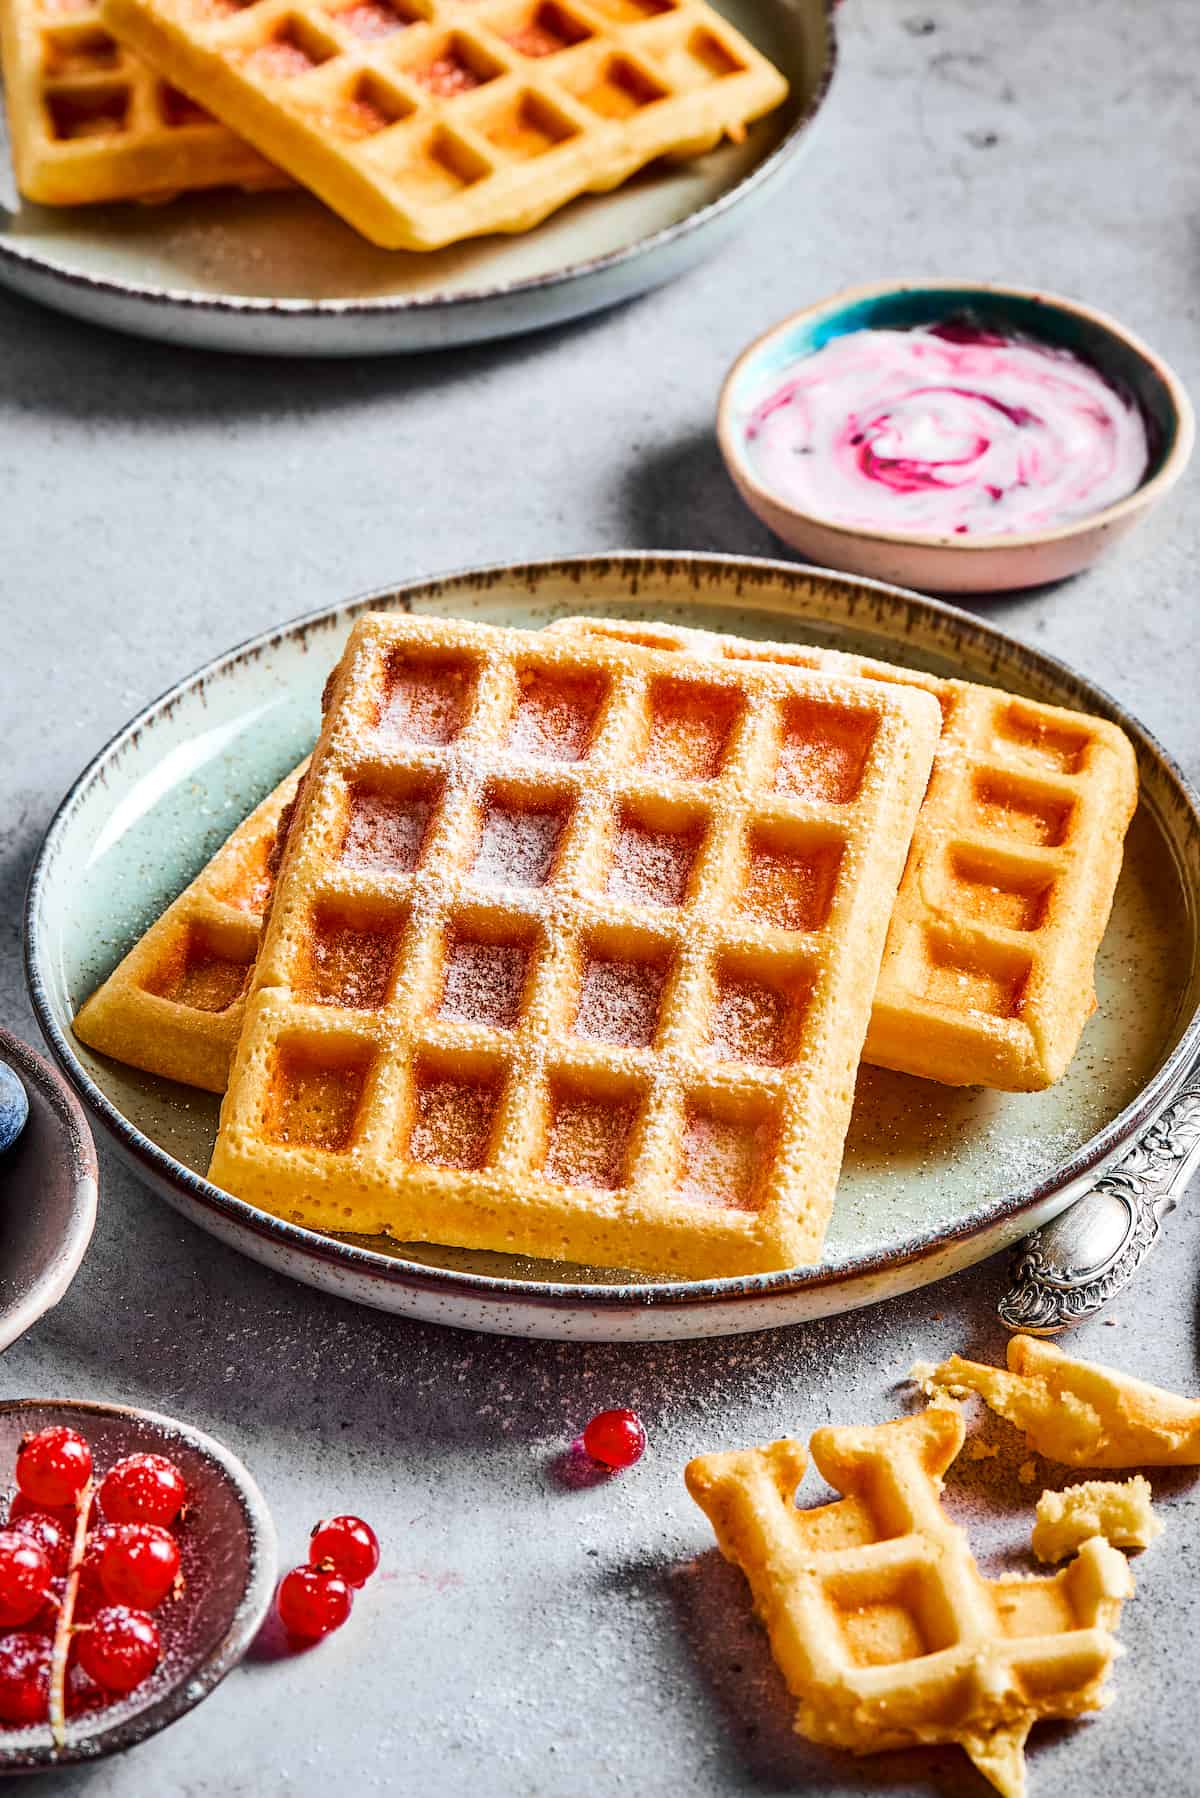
[0,1399,276,1771]
[0,1027,97,1354]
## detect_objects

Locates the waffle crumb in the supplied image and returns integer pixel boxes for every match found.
[1032,1476,1161,1563]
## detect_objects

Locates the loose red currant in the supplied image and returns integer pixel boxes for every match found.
[0,1531,53,1629]
[309,1516,379,1588]
[582,1408,647,1471]
[0,1633,51,1725]
[75,1607,161,1695]
[7,1511,70,1578]
[98,1455,186,1528]
[99,1523,180,1611]
[15,1427,92,1510]
[277,1566,353,1641]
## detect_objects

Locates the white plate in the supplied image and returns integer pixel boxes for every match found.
[24,555,1200,1339]
[0,0,834,354]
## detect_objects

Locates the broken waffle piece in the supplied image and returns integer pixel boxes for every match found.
[208,612,941,1276]
[920,1335,1200,1467]
[1032,1477,1161,1563]
[73,764,308,1093]
[96,0,788,250]
[685,1407,1133,1798]
[550,615,1139,1092]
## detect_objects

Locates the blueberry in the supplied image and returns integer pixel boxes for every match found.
[0,1062,29,1155]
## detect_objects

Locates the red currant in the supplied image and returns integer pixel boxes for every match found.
[99,1523,180,1611]
[99,1454,186,1528]
[0,1633,51,1725]
[16,1427,92,1510]
[277,1566,353,1641]
[0,1530,53,1628]
[75,1607,161,1695]
[7,1511,70,1578]
[74,1524,118,1623]
[582,1408,647,1471]
[9,1490,86,1535]
[309,1516,379,1588]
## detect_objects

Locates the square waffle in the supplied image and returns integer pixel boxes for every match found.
[73,765,305,1092]
[97,0,788,248]
[686,1407,1134,1798]
[0,0,279,204]
[207,613,940,1276]
[551,617,1139,1091]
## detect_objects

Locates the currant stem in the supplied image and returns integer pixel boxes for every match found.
[49,1476,93,1750]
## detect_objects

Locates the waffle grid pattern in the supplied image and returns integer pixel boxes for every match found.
[98,0,788,246]
[686,1408,1133,1798]
[208,615,939,1276]
[73,765,305,1090]
[0,0,280,203]
[554,617,1139,1091]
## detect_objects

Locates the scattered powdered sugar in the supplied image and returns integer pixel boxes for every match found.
[472,805,564,888]
[575,958,664,1047]
[607,820,698,908]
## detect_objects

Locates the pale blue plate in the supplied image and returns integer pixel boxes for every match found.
[24,555,1200,1338]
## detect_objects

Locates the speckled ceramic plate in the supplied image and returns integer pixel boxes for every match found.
[0,1398,276,1771]
[0,0,834,355]
[24,555,1200,1339]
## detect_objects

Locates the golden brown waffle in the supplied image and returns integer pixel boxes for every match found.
[208,613,939,1275]
[686,1407,1134,1798]
[98,0,788,248]
[73,765,306,1091]
[919,1334,1200,1467]
[0,0,279,204]
[551,617,1139,1091]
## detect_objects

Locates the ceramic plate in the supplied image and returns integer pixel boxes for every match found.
[0,1398,276,1770]
[24,555,1200,1339]
[0,1027,97,1354]
[0,0,834,355]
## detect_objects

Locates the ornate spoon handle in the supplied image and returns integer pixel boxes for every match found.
[998,1073,1200,1334]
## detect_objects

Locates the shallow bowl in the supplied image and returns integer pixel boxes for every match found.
[0,1027,97,1355]
[717,279,1195,594]
[0,1398,276,1772]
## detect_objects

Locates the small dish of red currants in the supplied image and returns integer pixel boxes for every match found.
[0,1400,275,1771]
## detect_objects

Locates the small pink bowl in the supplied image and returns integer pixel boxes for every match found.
[717,279,1195,595]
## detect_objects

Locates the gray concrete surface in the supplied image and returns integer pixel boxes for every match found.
[2,0,1199,1791]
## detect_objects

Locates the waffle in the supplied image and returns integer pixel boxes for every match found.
[1031,1477,1160,1563]
[0,0,279,204]
[919,1335,1200,1467]
[73,765,306,1092]
[551,617,1139,1092]
[685,1407,1134,1798]
[207,613,939,1276]
[97,0,788,249]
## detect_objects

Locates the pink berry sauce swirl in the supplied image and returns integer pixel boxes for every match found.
[742,323,1149,537]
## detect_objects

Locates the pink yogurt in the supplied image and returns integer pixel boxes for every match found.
[742,324,1150,537]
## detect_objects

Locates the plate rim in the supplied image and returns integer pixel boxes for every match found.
[0,1396,277,1769]
[0,0,836,324]
[24,550,1200,1315]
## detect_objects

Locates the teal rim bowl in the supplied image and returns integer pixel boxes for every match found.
[716,279,1195,595]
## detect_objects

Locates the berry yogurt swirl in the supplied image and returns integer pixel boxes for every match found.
[742,323,1149,537]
